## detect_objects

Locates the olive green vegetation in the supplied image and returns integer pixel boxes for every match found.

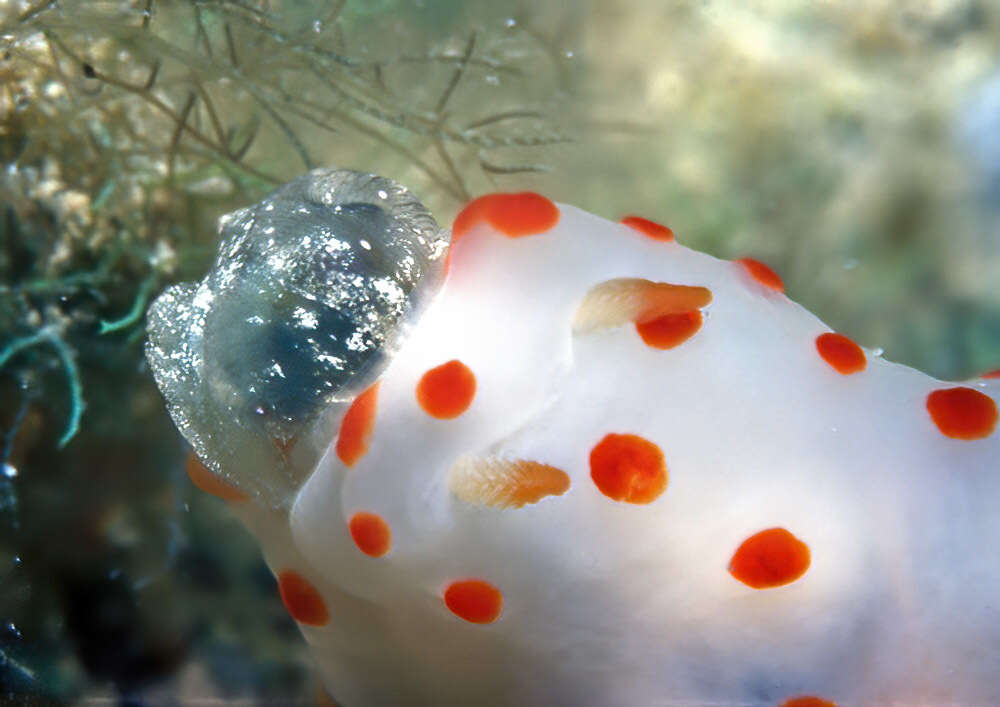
[562,1,1000,380]
[0,1,585,702]
[0,0,998,703]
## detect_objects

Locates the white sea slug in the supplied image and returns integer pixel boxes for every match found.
[147,168,1000,707]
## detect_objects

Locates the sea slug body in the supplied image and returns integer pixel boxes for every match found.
[148,169,1000,706]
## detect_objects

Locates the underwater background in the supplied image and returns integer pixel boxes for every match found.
[0,0,998,703]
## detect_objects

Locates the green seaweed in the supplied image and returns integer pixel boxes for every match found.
[0,1,581,701]
[0,325,83,447]
[0,0,576,454]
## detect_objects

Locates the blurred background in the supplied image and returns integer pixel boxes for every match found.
[0,0,998,703]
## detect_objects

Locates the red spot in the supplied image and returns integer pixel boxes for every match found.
[416,360,477,419]
[452,196,489,241]
[443,579,503,624]
[815,332,867,375]
[589,433,668,504]
[781,698,837,707]
[278,570,330,626]
[635,310,703,349]
[729,527,811,589]
[348,512,392,557]
[335,384,379,467]
[981,368,1000,379]
[620,215,675,242]
[452,193,559,241]
[738,258,784,293]
[185,453,248,503]
[926,387,998,440]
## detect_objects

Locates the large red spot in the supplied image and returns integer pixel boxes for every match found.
[443,579,503,624]
[620,215,675,242]
[781,697,837,707]
[738,257,784,293]
[452,192,559,240]
[278,570,330,626]
[635,310,703,349]
[185,453,248,503]
[452,196,489,241]
[729,527,811,589]
[348,512,392,557]
[336,384,379,467]
[926,387,998,440]
[416,359,477,419]
[589,433,668,504]
[815,332,866,375]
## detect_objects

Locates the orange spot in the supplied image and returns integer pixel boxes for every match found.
[277,570,330,626]
[981,368,1000,379]
[452,192,559,241]
[348,512,392,557]
[185,453,248,503]
[781,697,837,707]
[589,433,668,504]
[335,384,379,467]
[738,257,784,293]
[487,192,558,237]
[815,332,867,375]
[416,360,477,419]
[452,196,489,240]
[729,527,811,589]
[926,387,998,440]
[443,579,503,624]
[620,215,675,242]
[635,310,703,349]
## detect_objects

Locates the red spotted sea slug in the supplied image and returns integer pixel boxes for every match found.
[147,168,1000,706]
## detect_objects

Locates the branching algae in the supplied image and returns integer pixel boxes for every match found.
[0,1,578,701]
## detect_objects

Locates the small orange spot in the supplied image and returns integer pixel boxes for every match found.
[635,310,703,349]
[815,332,867,375]
[589,433,668,504]
[729,527,811,589]
[278,570,330,626]
[780,697,837,707]
[981,368,1000,379]
[452,193,559,240]
[335,384,379,467]
[926,387,998,440]
[738,257,784,293]
[620,215,675,242]
[185,453,248,503]
[416,360,477,419]
[443,579,503,624]
[348,512,392,557]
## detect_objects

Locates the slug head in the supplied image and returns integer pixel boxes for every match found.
[146,169,448,507]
